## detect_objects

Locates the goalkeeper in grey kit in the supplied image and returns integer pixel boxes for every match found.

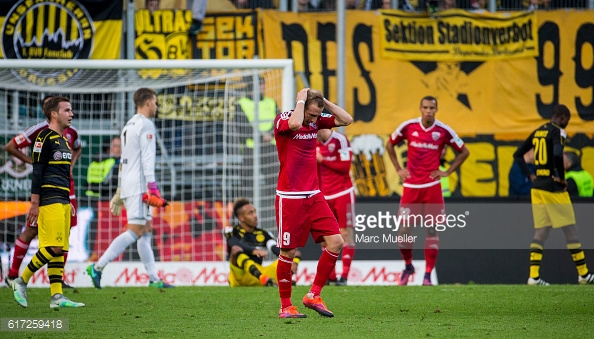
[86,88,173,288]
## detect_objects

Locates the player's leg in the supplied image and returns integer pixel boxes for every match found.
[397,186,420,286]
[88,194,144,289]
[275,195,307,318]
[137,217,173,288]
[336,192,355,285]
[230,245,273,286]
[422,185,444,286]
[62,186,77,289]
[527,189,552,285]
[7,224,38,284]
[304,195,343,317]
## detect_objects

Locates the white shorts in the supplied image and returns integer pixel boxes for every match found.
[123,193,152,225]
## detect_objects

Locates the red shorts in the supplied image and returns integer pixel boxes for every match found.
[325,190,355,229]
[400,183,444,218]
[276,193,340,249]
[27,177,77,228]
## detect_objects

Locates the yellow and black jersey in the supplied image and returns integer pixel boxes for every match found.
[224,224,275,265]
[31,129,72,206]
[514,122,566,193]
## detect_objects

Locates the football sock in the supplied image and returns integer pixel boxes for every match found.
[424,236,439,274]
[137,233,160,282]
[277,255,294,309]
[323,247,337,281]
[48,254,64,296]
[341,245,355,279]
[567,242,589,277]
[237,253,262,278]
[96,230,139,271]
[529,241,544,279]
[9,238,30,277]
[22,247,56,284]
[398,242,413,265]
[62,251,69,282]
[310,248,339,296]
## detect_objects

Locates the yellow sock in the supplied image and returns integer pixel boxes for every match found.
[567,243,589,277]
[22,247,56,284]
[529,242,543,279]
[48,255,64,296]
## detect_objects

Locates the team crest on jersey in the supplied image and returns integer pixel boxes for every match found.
[256,234,265,243]
[412,131,419,137]
[1,0,95,86]
[328,144,335,153]
[432,132,440,141]
[33,142,43,153]
[309,122,317,129]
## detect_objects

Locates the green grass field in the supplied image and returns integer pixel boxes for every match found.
[1,285,593,338]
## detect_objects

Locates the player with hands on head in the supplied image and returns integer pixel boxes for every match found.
[386,95,469,286]
[274,88,352,318]
[5,95,81,289]
[514,104,594,285]
[87,88,173,289]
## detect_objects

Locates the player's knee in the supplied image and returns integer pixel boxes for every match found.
[20,227,38,241]
[325,234,344,253]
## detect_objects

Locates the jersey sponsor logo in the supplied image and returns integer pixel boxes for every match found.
[33,142,43,153]
[432,131,441,141]
[15,134,26,144]
[147,134,153,139]
[53,151,72,160]
[1,0,95,86]
[293,132,317,140]
[409,141,439,150]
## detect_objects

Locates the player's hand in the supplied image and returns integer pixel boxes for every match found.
[430,169,448,180]
[70,202,76,217]
[27,203,39,226]
[296,88,309,103]
[552,176,567,190]
[252,249,268,258]
[529,174,536,182]
[110,188,124,216]
[147,182,162,198]
[397,168,411,179]
[316,147,323,163]
[144,182,167,207]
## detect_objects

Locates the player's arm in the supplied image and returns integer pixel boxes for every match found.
[442,145,469,177]
[288,88,309,130]
[552,129,566,183]
[27,139,47,225]
[385,127,408,178]
[566,178,578,196]
[226,236,256,254]
[320,148,351,175]
[70,146,82,176]
[513,133,536,180]
[5,139,32,164]
[323,98,353,127]
[265,231,281,256]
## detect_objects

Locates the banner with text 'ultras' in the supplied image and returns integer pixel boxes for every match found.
[380,9,538,61]
[0,0,122,60]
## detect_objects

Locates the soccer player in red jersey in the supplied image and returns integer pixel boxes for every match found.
[4,96,81,288]
[386,96,469,286]
[275,88,352,318]
[316,129,355,286]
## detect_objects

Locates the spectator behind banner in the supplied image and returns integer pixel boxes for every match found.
[146,0,159,11]
[509,148,536,198]
[563,148,593,198]
[188,0,207,36]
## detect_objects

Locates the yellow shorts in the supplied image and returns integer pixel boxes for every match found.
[228,260,278,287]
[38,203,71,249]
[530,189,575,229]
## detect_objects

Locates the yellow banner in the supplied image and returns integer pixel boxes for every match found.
[135,9,192,78]
[380,9,538,61]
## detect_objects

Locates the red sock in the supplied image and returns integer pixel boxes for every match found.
[63,251,69,282]
[323,247,337,281]
[341,245,355,279]
[9,238,30,277]
[310,248,339,296]
[424,236,439,273]
[277,255,294,309]
[398,243,413,265]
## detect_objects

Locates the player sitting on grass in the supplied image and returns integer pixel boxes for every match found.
[226,198,300,287]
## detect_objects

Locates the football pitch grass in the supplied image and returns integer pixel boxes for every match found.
[1,285,593,338]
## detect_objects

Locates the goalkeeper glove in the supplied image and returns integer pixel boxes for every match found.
[143,182,168,207]
[110,188,124,216]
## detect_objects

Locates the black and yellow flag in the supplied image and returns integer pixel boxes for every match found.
[0,0,123,60]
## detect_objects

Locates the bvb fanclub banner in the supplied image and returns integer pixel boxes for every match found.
[261,9,594,197]
[0,0,122,62]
